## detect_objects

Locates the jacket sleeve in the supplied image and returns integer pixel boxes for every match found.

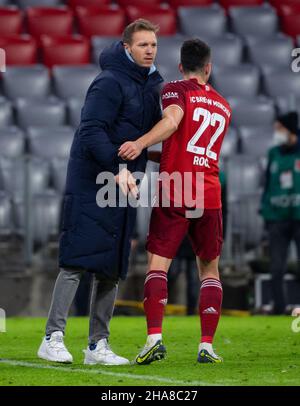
[79,76,123,175]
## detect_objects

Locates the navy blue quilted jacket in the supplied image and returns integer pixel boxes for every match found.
[59,41,163,279]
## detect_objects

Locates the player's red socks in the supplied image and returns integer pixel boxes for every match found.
[199,278,223,343]
[143,270,168,335]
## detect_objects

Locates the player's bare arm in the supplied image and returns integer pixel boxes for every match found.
[118,105,184,161]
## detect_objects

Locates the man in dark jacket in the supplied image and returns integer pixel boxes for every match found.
[37,19,163,365]
[261,111,300,314]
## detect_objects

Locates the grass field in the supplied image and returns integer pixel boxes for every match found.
[0,316,300,386]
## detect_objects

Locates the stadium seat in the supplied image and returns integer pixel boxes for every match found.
[229,5,278,38]
[27,125,73,138]
[0,35,37,65]
[206,34,243,67]
[53,65,98,100]
[219,0,264,10]
[41,35,90,68]
[118,0,161,6]
[14,190,61,244]
[0,7,23,36]
[263,68,300,98]
[16,97,66,129]
[168,0,213,8]
[0,129,25,158]
[156,64,180,83]
[220,127,239,159]
[239,126,274,157]
[27,7,74,39]
[271,0,300,16]
[0,191,12,238]
[228,96,275,127]
[67,98,83,127]
[227,155,263,198]
[0,156,50,197]
[155,36,183,69]
[230,191,264,248]
[0,126,24,138]
[28,127,73,159]
[126,6,177,36]
[51,157,68,193]
[281,14,300,39]
[16,0,61,8]
[269,0,300,14]
[76,6,126,37]
[92,36,119,64]
[247,35,294,71]
[212,65,260,98]
[178,6,227,37]
[0,98,13,128]
[68,0,110,7]
[2,65,50,100]
[275,95,300,117]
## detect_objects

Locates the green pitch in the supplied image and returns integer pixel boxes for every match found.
[0,316,300,386]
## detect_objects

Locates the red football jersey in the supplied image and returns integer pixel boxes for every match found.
[159,78,231,209]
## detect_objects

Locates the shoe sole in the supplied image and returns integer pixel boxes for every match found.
[136,346,167,365]
[84,358,130,366]
[197,352,222,364]
[83,351,130,366]
[37,350,73,364]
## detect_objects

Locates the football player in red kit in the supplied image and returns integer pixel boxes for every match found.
[119,39,231,364]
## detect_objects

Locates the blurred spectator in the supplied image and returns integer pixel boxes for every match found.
[261,111,300,314]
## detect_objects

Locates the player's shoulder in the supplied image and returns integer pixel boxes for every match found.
[208,84,232,112]
[162,79,195,94]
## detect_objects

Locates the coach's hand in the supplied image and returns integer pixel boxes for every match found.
[115,168,139,199]
[118,140,143,160]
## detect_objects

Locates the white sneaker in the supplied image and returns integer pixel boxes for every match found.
[37,331,73,363]
[83,338,130,366]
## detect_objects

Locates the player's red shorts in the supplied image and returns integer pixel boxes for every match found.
[146,205,223,261]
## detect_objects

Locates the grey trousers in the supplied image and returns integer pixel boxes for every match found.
[45,268,118,344]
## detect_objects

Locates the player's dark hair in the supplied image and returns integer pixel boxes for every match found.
[123,19,159,45]
[180,39,211,73]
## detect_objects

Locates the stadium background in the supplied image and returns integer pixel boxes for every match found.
[0,0,300,317]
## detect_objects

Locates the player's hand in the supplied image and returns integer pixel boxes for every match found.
[114,168,139,199]
[118,140,143,161]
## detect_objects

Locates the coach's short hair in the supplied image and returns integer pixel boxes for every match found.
[123,19,159,45]
[181,39,211,74]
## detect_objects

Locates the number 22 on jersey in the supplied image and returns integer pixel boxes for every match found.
[186,107,225,161]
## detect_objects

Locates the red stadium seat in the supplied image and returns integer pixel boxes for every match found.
[219,0,263,10]
[126,6,177,36]
[168,0,213,8]
[0,7,23,36]
[68,0,110,8]
[0,35,37,65]
[27,7,74,39]
[76,6,126,37]
[281,14,300,39]
[278,3,300,17]
[118,0,161,6]
[41,35,90,68]
[269,0,300,16]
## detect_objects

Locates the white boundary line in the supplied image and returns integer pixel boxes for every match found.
[0,359,224,386]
